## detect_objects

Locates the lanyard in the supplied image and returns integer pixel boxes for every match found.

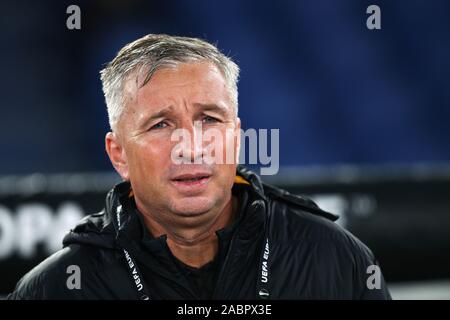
[256,199,271,299]
[257,237,271,299]
[116,203,271,300]
[116,205,151,300]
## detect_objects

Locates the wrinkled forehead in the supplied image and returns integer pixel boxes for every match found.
[125,61,225,96]
[121,61,234,119]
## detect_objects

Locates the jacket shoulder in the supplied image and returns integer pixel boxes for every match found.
[264,184,378,265]
[264,185,391,299]
[7,244,114,300]
[263,183,339,222]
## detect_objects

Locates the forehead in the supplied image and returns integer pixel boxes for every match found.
[124,61,231,114]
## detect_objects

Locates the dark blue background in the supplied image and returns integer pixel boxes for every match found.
[1,0,449,174]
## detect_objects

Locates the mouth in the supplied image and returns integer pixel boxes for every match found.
[170,172,212,191]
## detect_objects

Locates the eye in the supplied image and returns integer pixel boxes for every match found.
[202,116,219,124]
[150,121,168,130]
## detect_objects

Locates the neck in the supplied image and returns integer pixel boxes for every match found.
[138,196,237,268]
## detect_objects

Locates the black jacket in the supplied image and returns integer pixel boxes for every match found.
[7,166,391,300]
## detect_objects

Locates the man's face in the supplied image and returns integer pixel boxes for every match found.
[106,61,240,220]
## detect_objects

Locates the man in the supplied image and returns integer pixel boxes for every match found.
[7,34,391,299]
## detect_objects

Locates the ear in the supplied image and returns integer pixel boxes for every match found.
[105,132,130,180]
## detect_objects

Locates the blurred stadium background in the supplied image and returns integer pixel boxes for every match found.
[1,0,449,299]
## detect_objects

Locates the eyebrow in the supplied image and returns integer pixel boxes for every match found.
[193,103,232,117]
[137,105,174,130]
[137,103,233,130]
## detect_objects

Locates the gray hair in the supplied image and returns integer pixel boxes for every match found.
[100,34,240,131]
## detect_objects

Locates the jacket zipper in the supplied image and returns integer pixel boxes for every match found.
[211,228,239,299]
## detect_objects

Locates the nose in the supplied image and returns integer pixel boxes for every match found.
[172,121,205,164]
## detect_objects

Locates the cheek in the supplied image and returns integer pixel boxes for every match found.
[221,128,239,164]
[214,129,239,182]
[128,138,173,175]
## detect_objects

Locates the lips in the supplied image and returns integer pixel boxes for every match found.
[170,171,212,192]
[172,173,212,182]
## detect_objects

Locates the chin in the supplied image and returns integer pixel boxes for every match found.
[169,196,216,217]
